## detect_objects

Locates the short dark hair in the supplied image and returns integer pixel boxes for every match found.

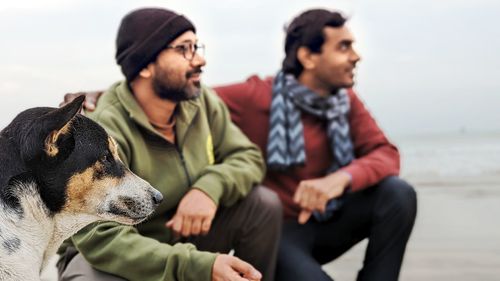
[282,9,347,77]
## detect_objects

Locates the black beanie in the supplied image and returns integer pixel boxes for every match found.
[115,8,196,81]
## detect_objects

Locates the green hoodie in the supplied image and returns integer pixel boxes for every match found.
[67,81,265,281]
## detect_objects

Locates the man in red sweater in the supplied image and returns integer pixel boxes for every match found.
[63,8,416,281]
[214,9,417,281]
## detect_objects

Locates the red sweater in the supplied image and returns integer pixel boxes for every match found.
[215,75,400,219]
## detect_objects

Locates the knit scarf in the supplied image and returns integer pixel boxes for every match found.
[267,71,354,221]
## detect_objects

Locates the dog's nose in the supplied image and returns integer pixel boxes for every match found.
[152,190,163,205]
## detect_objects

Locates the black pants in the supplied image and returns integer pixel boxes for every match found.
[58,186,283,281]
[275,176,417,281]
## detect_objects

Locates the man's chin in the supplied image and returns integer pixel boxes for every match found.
[343,78,355,88]
[186,84,202,100]
[191,79,201,88]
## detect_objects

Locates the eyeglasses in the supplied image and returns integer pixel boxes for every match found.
[165,42,205,61]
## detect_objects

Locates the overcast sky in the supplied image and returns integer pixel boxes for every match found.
[1,0,499,136]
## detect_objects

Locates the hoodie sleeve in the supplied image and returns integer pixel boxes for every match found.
[192,87,266,207]
[71,222,216,281]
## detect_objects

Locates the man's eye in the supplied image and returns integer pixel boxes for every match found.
[178,45,190,52]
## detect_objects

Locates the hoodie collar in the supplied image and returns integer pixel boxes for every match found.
[115,80,200,144]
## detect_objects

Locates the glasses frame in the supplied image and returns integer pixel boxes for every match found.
[165,42,205,61]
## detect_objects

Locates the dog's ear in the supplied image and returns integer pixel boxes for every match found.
[21,96,85,162]
[42,95,85,157]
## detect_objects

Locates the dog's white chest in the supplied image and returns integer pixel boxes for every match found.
[0,225,44,281]
[0,189,50,281]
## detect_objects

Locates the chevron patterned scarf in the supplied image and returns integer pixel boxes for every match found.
[267,71,354,221]
[267,71,354,172]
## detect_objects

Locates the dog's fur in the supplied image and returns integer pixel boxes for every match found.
[0,96,163,281]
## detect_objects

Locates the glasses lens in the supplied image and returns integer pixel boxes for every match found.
[185,43,205,60]
[181,43,205,61]
[195,44,205,59]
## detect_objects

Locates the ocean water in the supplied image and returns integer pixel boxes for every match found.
[394,132,500,186]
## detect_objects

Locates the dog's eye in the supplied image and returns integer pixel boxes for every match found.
[100,155,109,163]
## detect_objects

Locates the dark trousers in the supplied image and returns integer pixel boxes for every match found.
[58,186,283,281]
[275,176,417,281]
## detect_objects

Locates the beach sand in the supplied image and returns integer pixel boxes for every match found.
[322,182,500,281]
[41,181,500,281]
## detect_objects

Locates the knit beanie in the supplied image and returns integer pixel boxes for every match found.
[115,8,196,81]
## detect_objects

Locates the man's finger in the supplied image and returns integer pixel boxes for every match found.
[317,194,329,213]
[298,210,312,224]
[84,91,102,111]
[229,257,262,280]
[191,218,202,236]
[201,218,212,235]
[165,218,181,241]
[299,187,311,209]
[84,99,96,111]
[310,191,325,211]
[165,219,174,228]
[227,272,250,281]
[181,217,192,237]
[307,188,321,210]
[293,183,305,203]
[172,215,183,234]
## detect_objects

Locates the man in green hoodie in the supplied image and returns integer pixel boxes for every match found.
[57,7,282,281]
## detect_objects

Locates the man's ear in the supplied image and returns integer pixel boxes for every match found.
[297,47,316,70]
[139,64,154,79]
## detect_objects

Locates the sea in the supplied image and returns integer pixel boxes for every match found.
[394,132,500,187]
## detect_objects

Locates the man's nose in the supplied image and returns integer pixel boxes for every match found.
[190,51,206,68]
[351,48,361,64]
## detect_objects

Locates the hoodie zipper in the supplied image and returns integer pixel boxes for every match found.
[175,107,199,188]
[176,145,192,187]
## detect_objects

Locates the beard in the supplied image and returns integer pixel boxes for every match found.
[152,65,202,102]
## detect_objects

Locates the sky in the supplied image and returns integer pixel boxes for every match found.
[1,0,499,136]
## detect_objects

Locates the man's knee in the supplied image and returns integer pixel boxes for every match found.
[375,176,417,225]
[249,186,283,223]
[276,244,333,281]
[59,253,126,281]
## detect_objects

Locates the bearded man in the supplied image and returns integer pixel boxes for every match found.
[56,7,282,281]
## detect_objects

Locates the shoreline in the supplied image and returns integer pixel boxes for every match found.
[406,178,500,187]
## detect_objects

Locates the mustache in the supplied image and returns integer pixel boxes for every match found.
[186,68,203,78]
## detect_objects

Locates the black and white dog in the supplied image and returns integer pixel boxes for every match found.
[0,96,163,281]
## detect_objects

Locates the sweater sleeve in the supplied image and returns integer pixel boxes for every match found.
[340,90,400,191]
[75,107,217,281]
[192,87,266,207]
[213,75,258,128]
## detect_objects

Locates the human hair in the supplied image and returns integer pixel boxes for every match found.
[282,9,347,77]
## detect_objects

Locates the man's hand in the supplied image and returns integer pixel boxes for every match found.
[212,254,262,281]
[60,91,103,111]
[165,189,217,237]
[294,171,351,224]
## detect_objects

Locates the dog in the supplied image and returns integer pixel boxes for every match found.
[0,96,163,281]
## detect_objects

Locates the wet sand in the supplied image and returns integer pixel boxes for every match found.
[42,182,500,280]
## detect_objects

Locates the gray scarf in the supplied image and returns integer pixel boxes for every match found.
[267,71,354,221]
